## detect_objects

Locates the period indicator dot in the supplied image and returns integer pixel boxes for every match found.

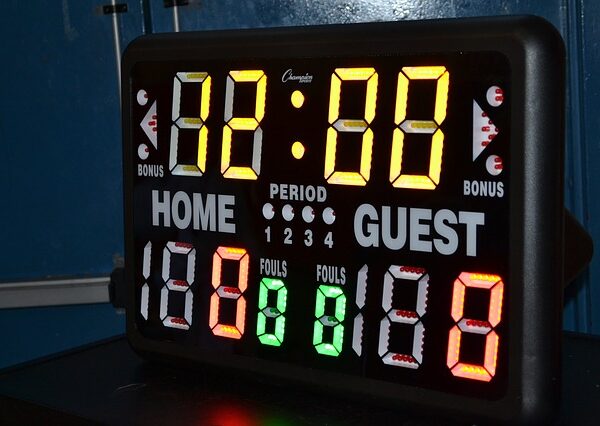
[292,141,305,159]
[262,203,275,220]
[323,207,336,225]
[302,206,315,223]
[291,90,305,108]
[282,204,295,221]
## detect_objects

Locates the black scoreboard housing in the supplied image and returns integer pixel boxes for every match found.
[122,16,565,425]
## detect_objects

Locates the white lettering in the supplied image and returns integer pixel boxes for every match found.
[458,211,485,256]
[354,204,379,247]
[269,183,278,199]
[281,69,314,84]
[464,180,471,196]
[317,186,327,202]
[316,264,346,285]
[260,258,288,278]
[353,204,486,256]
[410,208,432,253]
[268,183,327,203]
[463,180,505,198]
[381,206,407,250]
[498,182,504,197]
[152,190,171,227]
[152,191,235,234]
[171,191,192,229]
[218,195,236,234]
[138,164,164,177]
[433,209,458,255]
[306,185,316,201]
[193,193,216,231]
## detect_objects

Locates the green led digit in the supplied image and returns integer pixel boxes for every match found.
[256,278,287,346]
[313,285,346,356]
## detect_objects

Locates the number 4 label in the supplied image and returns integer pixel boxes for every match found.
[324,231,334,248]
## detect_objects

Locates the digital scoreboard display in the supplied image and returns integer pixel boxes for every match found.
[123,17,565,424]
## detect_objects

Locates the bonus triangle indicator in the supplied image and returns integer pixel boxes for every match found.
[472,100,498,161]
[141,100,158,150]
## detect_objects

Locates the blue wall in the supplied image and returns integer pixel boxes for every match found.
[0,0,598,368]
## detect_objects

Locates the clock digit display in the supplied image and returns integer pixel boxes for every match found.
[169,72,211,176]
[324,68,378,186]
[221,70,267,180]
[390,67,449,189]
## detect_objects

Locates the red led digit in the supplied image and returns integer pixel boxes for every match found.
[209,246,249,339]
[351,265,368,356]
[159,241,196,330]
[140,241,152,320]
[378,265,429,369]
[447,272,504,382]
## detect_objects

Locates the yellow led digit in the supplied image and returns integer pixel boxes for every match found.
[389,66,449,190]
[169,72,211,176]
[221,70,267,180]
[324,67,378,186]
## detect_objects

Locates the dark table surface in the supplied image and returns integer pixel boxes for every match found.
[0,332,598,425]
